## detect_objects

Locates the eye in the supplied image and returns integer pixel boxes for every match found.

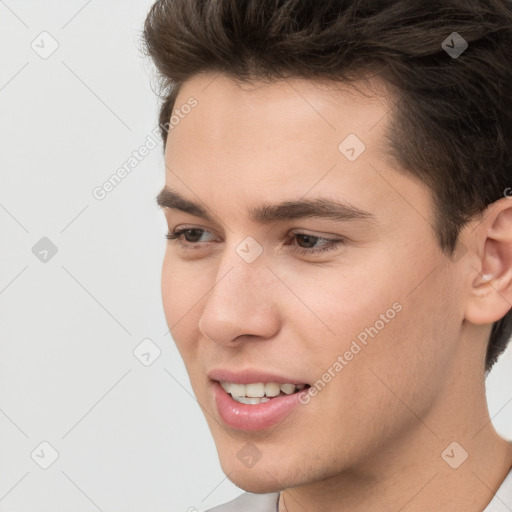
[166,227,346,255]
[166,227,214,245]
[288,232,345,255]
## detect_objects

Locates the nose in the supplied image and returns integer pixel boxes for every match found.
[198,247,281,346]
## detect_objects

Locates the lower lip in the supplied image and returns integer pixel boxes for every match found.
[212,381,307,431]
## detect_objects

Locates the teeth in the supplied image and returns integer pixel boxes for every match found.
[220,380,307,401]
[229,383,245,397]
[280,383,296,395]
[232,396,270,404]
[265,382,281,397]
[245,383,265,397]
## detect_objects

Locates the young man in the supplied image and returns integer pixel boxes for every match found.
[143,0,512,510]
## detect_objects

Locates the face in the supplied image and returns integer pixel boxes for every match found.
[159,72,467,492]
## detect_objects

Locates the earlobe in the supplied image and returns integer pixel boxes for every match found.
[464,198,512,326]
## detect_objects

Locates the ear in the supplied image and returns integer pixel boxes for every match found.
[464,196,512,325]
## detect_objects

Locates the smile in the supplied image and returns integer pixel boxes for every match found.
[220,381,308,404]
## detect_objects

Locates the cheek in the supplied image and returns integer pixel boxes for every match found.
[161,255,178,324]
[291,248,453,391]
[161,255,203,357]
[288,256,403,349]
[161,253,203,315]
[324,260,460,413]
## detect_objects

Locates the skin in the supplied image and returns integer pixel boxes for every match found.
[159,71,512,512]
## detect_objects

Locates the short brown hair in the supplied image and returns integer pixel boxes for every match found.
[142,0,512,373]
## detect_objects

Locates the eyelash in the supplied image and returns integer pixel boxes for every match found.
[165,228,345,256]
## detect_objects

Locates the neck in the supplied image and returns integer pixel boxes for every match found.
[280,429,511,512]
[279,347,512,512]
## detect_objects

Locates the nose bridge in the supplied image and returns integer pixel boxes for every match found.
[215,233,271,297]
[209,240,272,312]
[198,239,280,342]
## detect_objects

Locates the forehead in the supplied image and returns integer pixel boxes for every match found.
[168,72,393,149]
[165,72,393,178]
[162,72,431,233]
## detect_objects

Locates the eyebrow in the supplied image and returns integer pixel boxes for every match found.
[156,186,376,224]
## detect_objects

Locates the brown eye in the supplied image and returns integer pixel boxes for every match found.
[289,233,346,255]
[165,228,346,256]
[167,228,206,243]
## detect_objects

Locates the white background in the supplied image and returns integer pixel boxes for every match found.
[1,1,511,511]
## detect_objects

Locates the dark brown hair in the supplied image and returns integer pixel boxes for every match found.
[142,0,512,374]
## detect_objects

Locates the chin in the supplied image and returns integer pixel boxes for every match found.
[225,470,285,494]
[217,450,305,494]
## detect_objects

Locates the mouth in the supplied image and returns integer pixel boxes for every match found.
[217,380,311,405]
[207,368,312,430]
[211,379,311,431]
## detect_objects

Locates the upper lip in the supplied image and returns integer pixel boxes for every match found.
[208,368,309,385]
